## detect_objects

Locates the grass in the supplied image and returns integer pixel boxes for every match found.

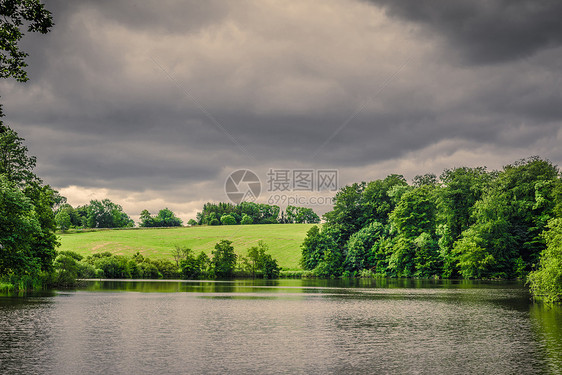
[57,224,316,270]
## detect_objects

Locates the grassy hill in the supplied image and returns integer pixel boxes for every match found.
[57,224,315,270]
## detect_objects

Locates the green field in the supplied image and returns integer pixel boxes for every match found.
[57,224,315,270]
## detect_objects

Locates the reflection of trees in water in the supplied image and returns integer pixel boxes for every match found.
[530,303,562,374]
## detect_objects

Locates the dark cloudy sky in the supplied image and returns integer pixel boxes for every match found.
[2,0,561,222]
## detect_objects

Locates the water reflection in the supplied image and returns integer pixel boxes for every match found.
[1,279,560,375]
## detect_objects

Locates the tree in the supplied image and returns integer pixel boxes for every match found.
[245,241,280,279]
[139,209,154,227]
[344,221,385,272]
[323,182,365,244]
[195,251,210,277]
[1,124,59,278]
[220,214,236,225]
[86,199,134,228]
[301,225,342,274]
[437,166,492,276]
[285,205,320,224]
[528,218,562,303]
[55,210,71,231]
[0,175,42,275]
[211,240,237,278]
[56,203,82,228]
[390,185,438,238]
[53,251,82,286]
[178,247,199,279]
[454,157,558,278]
[412,173,438,188]
[140,208,182,227]
[155,208,182,227]
[0,0,53,83]
[0,124,38,186]
[241,214,253,225]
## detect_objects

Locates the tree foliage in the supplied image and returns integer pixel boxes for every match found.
[0,0,53,82]
[0,123,59,278]
[195,201,319,226]
[301,157,562,289]
[242,241,280,279]
[86,199,134,228]
[528,218,562,303]
[211,240,237,278]
[139,208,182,227]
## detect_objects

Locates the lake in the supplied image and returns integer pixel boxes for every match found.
[1,279,561,374]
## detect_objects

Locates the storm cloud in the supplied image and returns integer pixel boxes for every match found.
[1,0,561,221]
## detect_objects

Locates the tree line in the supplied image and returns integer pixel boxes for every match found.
[55,203,185,230]
[301,157,562,301]
[55,200,134,230]
[195,201,320,226]
[0,0,57,290]
[52,240,280,285]
[54,201,320,230]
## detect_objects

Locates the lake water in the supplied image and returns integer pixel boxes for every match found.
[1,279,561,374]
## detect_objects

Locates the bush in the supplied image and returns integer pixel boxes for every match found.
[53,254,79,286]
[241,214,253,225]
[77,261,96,278]
[94,256,130,278]
[152,259,180,279]
[220,214,237,225]
[139,262,160,279]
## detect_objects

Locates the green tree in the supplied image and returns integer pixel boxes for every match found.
[211,240,237,278]
[220,214,236,225]
[56,203,81,228]
[360,174,408,227]
[0,0,53,82]
[139,209,154,227]
[528,218,562,303]
[177,247,200,279]
[301,225,342,275]
[323,182,365,244]
[52,252,81,286]
[412,173,438,188]
[241,214,253,225]
[86,199,134,228]
[0,1,56,285]
[344,221,385,272]
[0,175,41,275]
[195,251,210,277]
[454,157,558,278]
[0,124,38,185]
[245,241,280,279]
[285,206,320,224]
[388,185,442,277]
[437,166,492,276]
[55,210,71,231]
[155,208,182,227]
[0,127,59,278]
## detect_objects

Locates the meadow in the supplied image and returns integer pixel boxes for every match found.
[57,224,315,270]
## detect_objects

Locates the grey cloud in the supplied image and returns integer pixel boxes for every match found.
[1,0,561,214]
[367,0,562,64]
